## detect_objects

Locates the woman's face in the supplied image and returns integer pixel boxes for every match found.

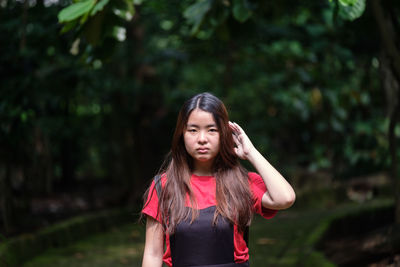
[183,109,220,166]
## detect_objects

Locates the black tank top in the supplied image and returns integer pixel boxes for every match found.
[169,206,249,267]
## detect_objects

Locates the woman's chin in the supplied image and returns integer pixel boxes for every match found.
[195,156,213,163]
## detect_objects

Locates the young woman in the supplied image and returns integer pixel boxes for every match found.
[141,92,295,267]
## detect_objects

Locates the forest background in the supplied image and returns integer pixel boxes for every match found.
[1,0,399,259]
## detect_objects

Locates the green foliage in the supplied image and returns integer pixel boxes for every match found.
[331,0,366,21]
[23,223,144,267]
[56,0,386,178]
[0,208,133,266]
[0,0,390,235]
[183,0,213,35]
[90,0,110,16]
[58,0,97,23]
[232,0,252,23]
[57,0,137,60]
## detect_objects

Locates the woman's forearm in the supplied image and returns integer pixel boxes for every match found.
[142,253,163,267]
[248,149,296,210]
[142,217,164,267]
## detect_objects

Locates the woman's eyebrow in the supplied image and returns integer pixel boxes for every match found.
[186,124,217,128]
[206,124,218,128]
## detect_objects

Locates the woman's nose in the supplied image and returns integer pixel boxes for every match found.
[198,131,207,143]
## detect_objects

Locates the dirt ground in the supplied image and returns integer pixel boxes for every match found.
[320,223,400,266]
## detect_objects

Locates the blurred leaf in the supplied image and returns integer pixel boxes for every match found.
[60,19,79,34]
[80,9,91,24]
[183,0,213,35]
[58,0,96,23]
[338,0,359,6]
[112,0,135,21]
[335,107,347,120]
[113,8,134,21]
[124,0,135,15]
[232,0,252,23]
[106,26,126,41]
[70,38,80,55]
[337,0,366,21]
[90,0,110,16]
[310,88,322,108]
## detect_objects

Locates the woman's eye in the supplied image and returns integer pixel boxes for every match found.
[209,128,218,132]
[188,129,196,132]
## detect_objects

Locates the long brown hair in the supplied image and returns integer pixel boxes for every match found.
[145,92,253,234]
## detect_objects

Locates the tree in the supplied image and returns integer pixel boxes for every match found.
[57,0,398,222]
[331,0,400,224]
[367,0,400,223]
[0,0,391,236]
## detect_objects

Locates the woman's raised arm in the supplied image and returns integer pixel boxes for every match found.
[229,121,296,210]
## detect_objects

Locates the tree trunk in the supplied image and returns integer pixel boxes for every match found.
[371,0,400,223]
[30,126,53,194]
[20,0,29,51]
[0,163,14,235]
[370,0,400,80]
[389,106,400,223]
[380,52,400,223]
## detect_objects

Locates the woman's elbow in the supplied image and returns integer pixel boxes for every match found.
[278,191,296,209]
[285,192,296,208]
[262,190,296,210]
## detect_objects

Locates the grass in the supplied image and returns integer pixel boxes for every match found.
[249,208,333,266]
[23,223,145,267]
[0,208,133,266]
[23,208,330,267]
[22,199,393,267]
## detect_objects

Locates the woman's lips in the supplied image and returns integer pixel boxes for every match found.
[197,148,209,153]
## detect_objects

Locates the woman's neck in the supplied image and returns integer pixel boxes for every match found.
[193,161,214,176]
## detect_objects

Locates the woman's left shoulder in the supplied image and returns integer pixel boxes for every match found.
[247,171,262,181]
[246,172,267,190]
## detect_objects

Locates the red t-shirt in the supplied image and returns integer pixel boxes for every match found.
[142,172,277,266]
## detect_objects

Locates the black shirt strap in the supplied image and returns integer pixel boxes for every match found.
[154,174,162,197]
